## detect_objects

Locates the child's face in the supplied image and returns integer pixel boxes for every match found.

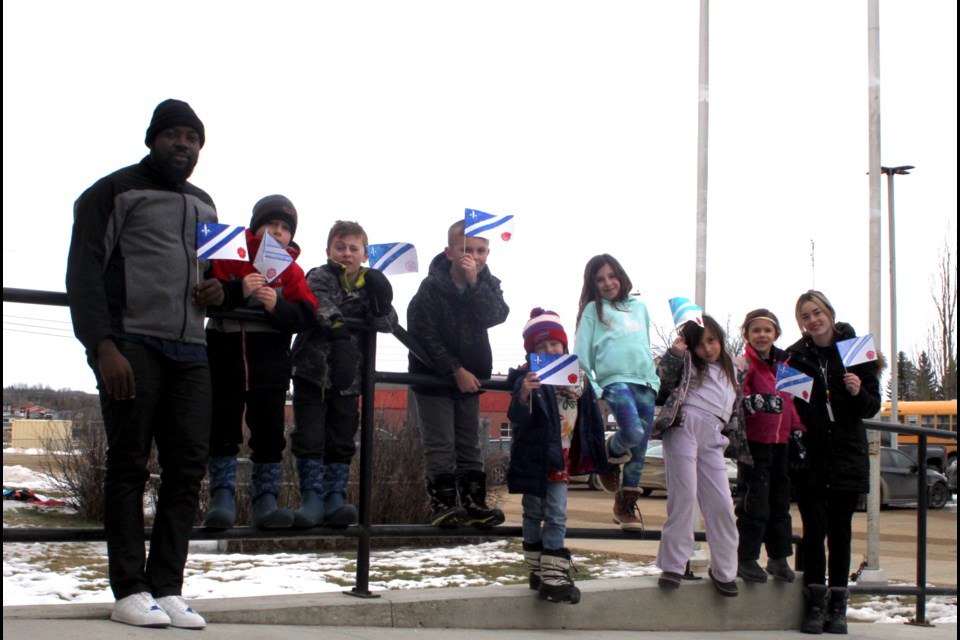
[694,328,722,364]
[255,219,292,249]
[445,235,490,272]
[745,319,778,358]
[532,339,565,355]
[798,301,834,344]
[327,233,368,278]
[593,263,621,301]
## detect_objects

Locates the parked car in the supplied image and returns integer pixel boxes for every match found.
[876,446,950,510]
[946,458,957,494]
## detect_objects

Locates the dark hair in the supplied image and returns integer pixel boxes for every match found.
[327,220,368,250]
[576,254,633,328]
[680,314,737,388]
[741,308,782,340]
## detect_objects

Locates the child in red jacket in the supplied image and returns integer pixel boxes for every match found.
[735,308,804,583]
[204,195,317,530]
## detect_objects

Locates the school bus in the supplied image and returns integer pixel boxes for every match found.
[878,400,957,471]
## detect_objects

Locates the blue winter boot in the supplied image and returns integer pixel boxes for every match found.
[293,457,325,529]
[322,462,358,528]
[204,456,237,530]
[251,462,294,529]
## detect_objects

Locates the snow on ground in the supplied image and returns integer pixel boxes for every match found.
[3,461,956,623]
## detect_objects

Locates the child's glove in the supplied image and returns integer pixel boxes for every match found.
[363,268,393,317]
[789,430,807,471]
[328,327,360,391]
[744,393,783,415]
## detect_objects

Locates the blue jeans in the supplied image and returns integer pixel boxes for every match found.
[521,481,568,550]
[603,382,656,489]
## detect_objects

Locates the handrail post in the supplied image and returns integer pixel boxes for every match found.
[349,329,378,597]
[914,433,928,624]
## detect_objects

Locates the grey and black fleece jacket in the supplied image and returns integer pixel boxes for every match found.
[66,155,218,355]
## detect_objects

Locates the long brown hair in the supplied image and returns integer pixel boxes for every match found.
[576,254,633,328]
[681,314,737,388]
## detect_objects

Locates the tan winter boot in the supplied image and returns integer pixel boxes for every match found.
[613,487,644,531]
[599,434,632,493]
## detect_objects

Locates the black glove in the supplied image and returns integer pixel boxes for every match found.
[789,430,807,471]
[362,268,393,317]
[744,393,783,415]
[328,327,360,391]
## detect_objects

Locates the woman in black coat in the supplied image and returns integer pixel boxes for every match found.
[786,291,882,635]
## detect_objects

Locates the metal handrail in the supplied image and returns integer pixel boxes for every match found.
[4,287,957,624]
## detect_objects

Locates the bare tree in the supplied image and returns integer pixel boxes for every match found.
[927,242,957,399]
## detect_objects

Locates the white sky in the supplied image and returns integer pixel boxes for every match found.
[3,1,957,394]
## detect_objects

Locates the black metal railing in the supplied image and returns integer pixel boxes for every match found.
[3,287,957,624]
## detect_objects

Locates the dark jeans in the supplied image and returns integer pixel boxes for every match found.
[291,377,359,465]
[736,441,793,561]
[96,340,211,600]
[795,486,859,587]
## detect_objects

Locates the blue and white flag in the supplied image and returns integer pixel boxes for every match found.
[197,223,248,261]
[668,297,703,329]
[529,353,580,386]
[776,363,814,402]
[464,208,514,241]
[837,334,878,368]
[254,232,293,283]
[367,242,419,275]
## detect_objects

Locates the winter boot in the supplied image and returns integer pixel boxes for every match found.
[203,456,237,530]
[322,462,358,528]
[823,587,850,634]
[538,548,581,604]
[426,474,467,527]
[250,462,294,529]
[766,556,796,583]
[801,584,829,634]
[598,434,632,493]
[612,487,644,532]
[522,541,543,590]
[737,558,769,583]
[456,470,505,527]
[292,457,325,529]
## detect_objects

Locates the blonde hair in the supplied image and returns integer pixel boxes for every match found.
[794,290,837,334]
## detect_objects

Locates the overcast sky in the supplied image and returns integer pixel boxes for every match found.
[3,1,956,394]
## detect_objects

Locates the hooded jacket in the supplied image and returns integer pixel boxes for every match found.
[741,343,804,444]
[67,155,217,353]
[786,322,882,494]
[406,252,509,397]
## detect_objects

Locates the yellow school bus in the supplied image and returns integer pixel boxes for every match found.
[878,400,957,470]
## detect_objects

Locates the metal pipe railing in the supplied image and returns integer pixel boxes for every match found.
[3,287,957,624]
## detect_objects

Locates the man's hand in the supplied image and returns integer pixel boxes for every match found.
[97,339,135,400]
[453,367,481,393]
[193,278,225,307]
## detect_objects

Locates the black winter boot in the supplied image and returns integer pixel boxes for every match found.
[539,548,581,604]
[456,471,505,527]
[251,462,294,529]
[766,556,796,582]
[522,541,543,590]
[322,462,358,528]
[801,584,829,634]
[292,457,325,529]
[426,474,467,527]
[737,558,768,583]
[823,587,849,634]
[203,456,237,530]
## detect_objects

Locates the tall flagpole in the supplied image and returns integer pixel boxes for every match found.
[695,0,709,310]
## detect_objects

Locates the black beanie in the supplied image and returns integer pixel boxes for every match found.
[145,99,205,148]
[251,195,298,239]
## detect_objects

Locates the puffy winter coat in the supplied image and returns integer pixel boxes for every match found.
[741,343,804,444]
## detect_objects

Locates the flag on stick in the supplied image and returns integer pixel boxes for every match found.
[197,223,248,261]
[668,297,703,328]
[529,353,580,386]
[253,232,293,283]
[776,363,814,401]
[367,242,419,275]
[837,334,878,368]
[464,208,514,241]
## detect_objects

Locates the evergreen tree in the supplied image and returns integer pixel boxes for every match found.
[914,351,939,400]
[886,351,918,401]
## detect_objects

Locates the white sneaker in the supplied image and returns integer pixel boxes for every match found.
[155,595,206,630]
[111,592,171,627]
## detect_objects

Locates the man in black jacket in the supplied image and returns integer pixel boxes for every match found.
[66,99,223,630]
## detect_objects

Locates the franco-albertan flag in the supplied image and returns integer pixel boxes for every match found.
[776,363,814,402]
[367,242,419,275]
[836,334,878,368]
[197,223,248,261]
[464,208,514,241]
[668,297,703,328]
[529,353,580,386]
[254,232,293,283]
